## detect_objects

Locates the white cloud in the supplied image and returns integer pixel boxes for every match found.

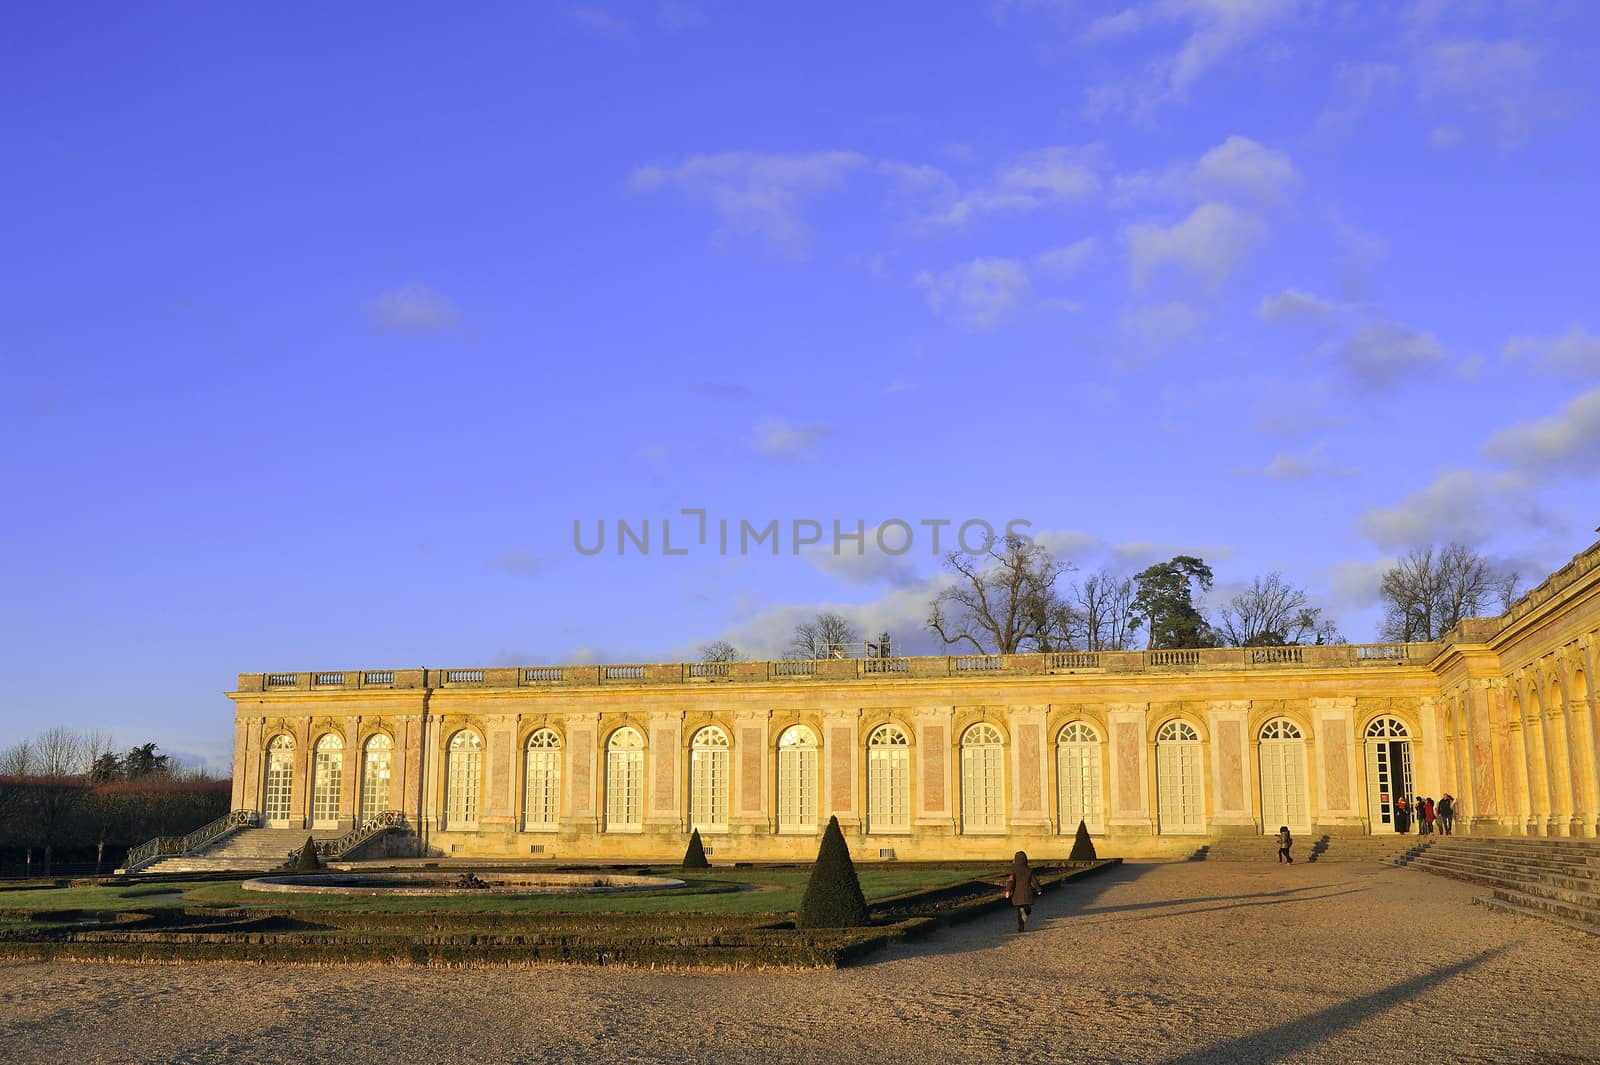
[1419,38,1545,144]
[1357,469,1548,550]
[803,523,924,588]
[629,150,868,254]
[1503,326,1600,378]
[1034,237,1097,276]
[1256,288,1341,328]
[367,283,459,332]
[1322,557,1395,613]
[1080,0,1301,113]
[755,418,832,459]
[1335,319,1447,389]
[1483,386,1600,476]
[924,146,1103,226]
[916,258,1031,330]
[1115,136,1298,208]
[1125,202,1266,292]
[1258,442,1356,482]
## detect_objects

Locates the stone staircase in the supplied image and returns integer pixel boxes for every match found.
[1198,833,1434,863]
[1399,836,1600,936]
[137,828,345,875]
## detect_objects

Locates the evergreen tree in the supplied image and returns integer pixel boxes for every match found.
[1133,555,1215,649]
[797,816,869,929]
[682,827,710,868]
[1069,818,1097,861]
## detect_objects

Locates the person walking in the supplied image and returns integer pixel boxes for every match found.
[1438,793,1456,836]
[1276,825,1294,864]
[1422,797,1436,835]
[1004,850,1043,933]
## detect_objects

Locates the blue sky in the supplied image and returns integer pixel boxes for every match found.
[3,2,1598,771]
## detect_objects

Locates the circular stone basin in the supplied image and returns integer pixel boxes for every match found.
[240,872,685,896]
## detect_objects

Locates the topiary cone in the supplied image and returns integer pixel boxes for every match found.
[682,827,710,869]
[1069,818,1097,861]
[295,835,322,871]
[797,815,869,929]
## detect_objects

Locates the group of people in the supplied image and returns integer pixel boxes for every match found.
[1394,793,1456,835]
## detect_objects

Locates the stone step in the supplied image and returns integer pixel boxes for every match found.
[1476,894,1600,937]
[1416,848,1600,879]
[1408,856,1600,910]
[1412,852,1600,886]
[1486,886,1600,928]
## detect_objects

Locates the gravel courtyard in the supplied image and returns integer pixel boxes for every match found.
[2,859,1595,1065]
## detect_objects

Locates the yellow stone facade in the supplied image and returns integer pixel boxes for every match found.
[228,540,1600,860]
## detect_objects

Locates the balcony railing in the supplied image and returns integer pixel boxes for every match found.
[238,641,1443,696]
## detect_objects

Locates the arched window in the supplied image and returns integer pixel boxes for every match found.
[960,723,1005,833]
[606,727,644,831]
[1057,721,1103,833]
[1155,720,1203,834]
[867,725,910,833]
[690,726,730,832]
[361,734,392,821]
[445,731,482,829]
[1258,719,1309,834]
[524,729,562,831]
[1364,716,1414,832]
[776,725,818,832]
[312,733,343,828]
[264,735,295,826]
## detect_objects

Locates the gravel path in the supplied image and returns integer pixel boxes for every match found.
[3,860,1596,1064]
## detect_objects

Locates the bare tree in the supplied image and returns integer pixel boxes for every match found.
[1379,543,1513,642]
[698,640,741,663]
[1215,573,1342,647]
[927,536,1076,654]
[1065,570,1142,651]
[787,612,858,659]
[18,727,89,873]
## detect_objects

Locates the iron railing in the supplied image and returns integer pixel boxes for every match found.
[120,809,259,873]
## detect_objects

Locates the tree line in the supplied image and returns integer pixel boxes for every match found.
[0,728,229,875]
[700,539,1522,661]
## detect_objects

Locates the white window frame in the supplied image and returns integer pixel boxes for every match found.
[312,733,343,829]
[361,733,392,821]
[1057,721,1104,834]
[1155,719,1204,834]
[777,725,818,833]
[524,728,562,832]
[445,731,482,830]
[264,734,295,826]
[690,726,730,833]
[867,725,910,834]
[960,723,1005,834]
[605,727,645,832]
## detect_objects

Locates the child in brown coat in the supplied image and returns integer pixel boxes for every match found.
[1005,850,1044,932]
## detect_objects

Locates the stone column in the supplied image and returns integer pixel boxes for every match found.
[1105,703,1152,836]
[1207,701,1253,835]
[338,716,360,829]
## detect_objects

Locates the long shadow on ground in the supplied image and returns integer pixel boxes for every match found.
[1155,947,1504,1065]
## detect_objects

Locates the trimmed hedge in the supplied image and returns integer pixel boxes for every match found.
[796,816,869,929]
[682,829,710,869]
[1069,819,1097,861]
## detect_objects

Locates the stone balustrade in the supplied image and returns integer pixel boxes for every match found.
[235,641,1442,694]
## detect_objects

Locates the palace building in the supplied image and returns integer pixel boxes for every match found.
[226,539,1600,861]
